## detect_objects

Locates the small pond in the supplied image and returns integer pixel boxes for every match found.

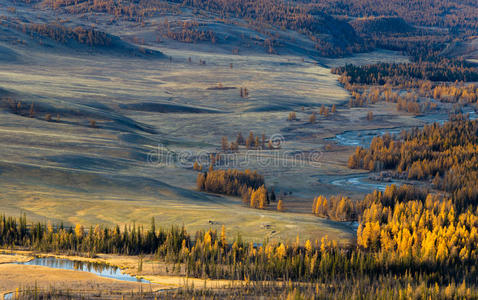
[18,256,150,283]
[3,256,150,299]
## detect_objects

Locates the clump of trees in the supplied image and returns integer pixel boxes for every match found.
[241,185,277,210]
[348,120,478,211]
[0,214,184,255]
[196,168,280,212]
[333,44,478,117]
[159,20,216,43]
[221,132,277,150]
[2,98,66,123]
[350,16,414,35]
[432,83,478,103]
[196,169,264,197]
[39,0,178,23]
[344,79,440,113]
[312,195,356,221]
[247,185,268,209]
[312,184,429,222]
[358,194,478,264]
[20,22,113,47]
[333,58,478,86]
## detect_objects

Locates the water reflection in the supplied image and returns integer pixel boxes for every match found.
[330,175,402,192]
[17,256,149,283]
[2,256,149,299]
[328,127,403,148]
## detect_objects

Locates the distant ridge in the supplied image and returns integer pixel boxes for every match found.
[0,18,163,58]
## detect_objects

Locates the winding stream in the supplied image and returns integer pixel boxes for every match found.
[325,110,467,191]
[329,108,477,148]
[328,127,404,148]
[330,175,401,192]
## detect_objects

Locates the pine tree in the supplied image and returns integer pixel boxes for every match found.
[270,188,276,202]
[220,225,226,248]
[193,161,202,171]
[236,132,245,145]
[246,131,254,149]
[29,103,35,118]
[254,136,260,149]
[196,173,206,190]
